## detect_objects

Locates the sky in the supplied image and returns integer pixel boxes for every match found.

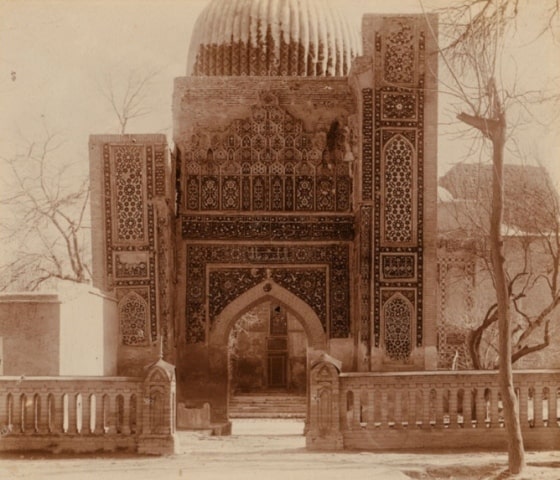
[0,0,559,184]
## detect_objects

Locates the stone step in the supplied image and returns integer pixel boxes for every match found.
[229,394,307,418]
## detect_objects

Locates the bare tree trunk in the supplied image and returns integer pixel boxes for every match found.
[490,118,526,474]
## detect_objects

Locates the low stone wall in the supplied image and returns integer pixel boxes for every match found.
[0,359,177,455]
[307,357,560,451]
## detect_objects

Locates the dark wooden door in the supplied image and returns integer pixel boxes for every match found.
[267,353,287,388]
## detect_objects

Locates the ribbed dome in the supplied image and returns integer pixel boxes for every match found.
[187,0,361,77]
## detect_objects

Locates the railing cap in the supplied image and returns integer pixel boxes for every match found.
[311,352,342,372]
[144,358,176,383]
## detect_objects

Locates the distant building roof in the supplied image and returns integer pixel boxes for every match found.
[438,163,558,235]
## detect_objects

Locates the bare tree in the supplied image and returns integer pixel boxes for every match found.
[432,0,560,473]
[440,163,560,370]
[97,67,159,134]
[0,126,91,291]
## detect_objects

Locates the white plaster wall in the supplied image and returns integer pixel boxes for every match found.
[59,284,118,375]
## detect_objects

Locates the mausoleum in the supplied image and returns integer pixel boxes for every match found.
[88,0,438,432]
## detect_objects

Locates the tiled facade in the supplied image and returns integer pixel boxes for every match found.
[89,1,438,430]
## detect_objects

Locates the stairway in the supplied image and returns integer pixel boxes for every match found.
[229,393,307,418]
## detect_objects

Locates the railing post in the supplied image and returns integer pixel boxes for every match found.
[137,358,178,455]
[306,354,343,450]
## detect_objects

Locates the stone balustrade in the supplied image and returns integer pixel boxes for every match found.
[0,358,177,455]
[307,357,560,451]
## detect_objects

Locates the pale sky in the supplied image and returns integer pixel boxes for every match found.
[0,0,559,183]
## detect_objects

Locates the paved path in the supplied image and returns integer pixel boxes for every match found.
[1,420,558,480]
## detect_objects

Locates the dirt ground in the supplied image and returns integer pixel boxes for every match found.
[1,420,559,480]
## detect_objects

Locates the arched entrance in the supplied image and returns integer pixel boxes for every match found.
[209,280,327,424]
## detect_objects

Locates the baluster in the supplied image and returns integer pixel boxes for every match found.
[87,394,96,434]
[46,394,58,433]
[82,392,91,435]
[62,393,69,433]
[19,393,27,434]
[76,393,84,434]
[130,393,139,434]
[40,393,50,433]
[67,393,77,434]
[101,394,109,434]
[112,393,121,434]
[96,393,105,434]
[33,394,42,433]
[534,388,543,428]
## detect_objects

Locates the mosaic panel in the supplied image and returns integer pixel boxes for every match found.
[103,144,161,343]
[154,147,166,196]
[118,289,149,346]
[383,19,415,85]
[359,206,372,344]
[112,145,146,243]
[271,268,327,331]
[382,93,417,120]
[181,215,354,241]
[382,290,414,361]
[361,89,373,201]
[383,133,414,243]
[381,253,416,280]
[185,244,350,343]
[115,252,149,279]
[209,268,267,321]
[182,93,352,213]
[373,25,425,349]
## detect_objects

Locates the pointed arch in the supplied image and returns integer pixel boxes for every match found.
[209,280,327,349]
